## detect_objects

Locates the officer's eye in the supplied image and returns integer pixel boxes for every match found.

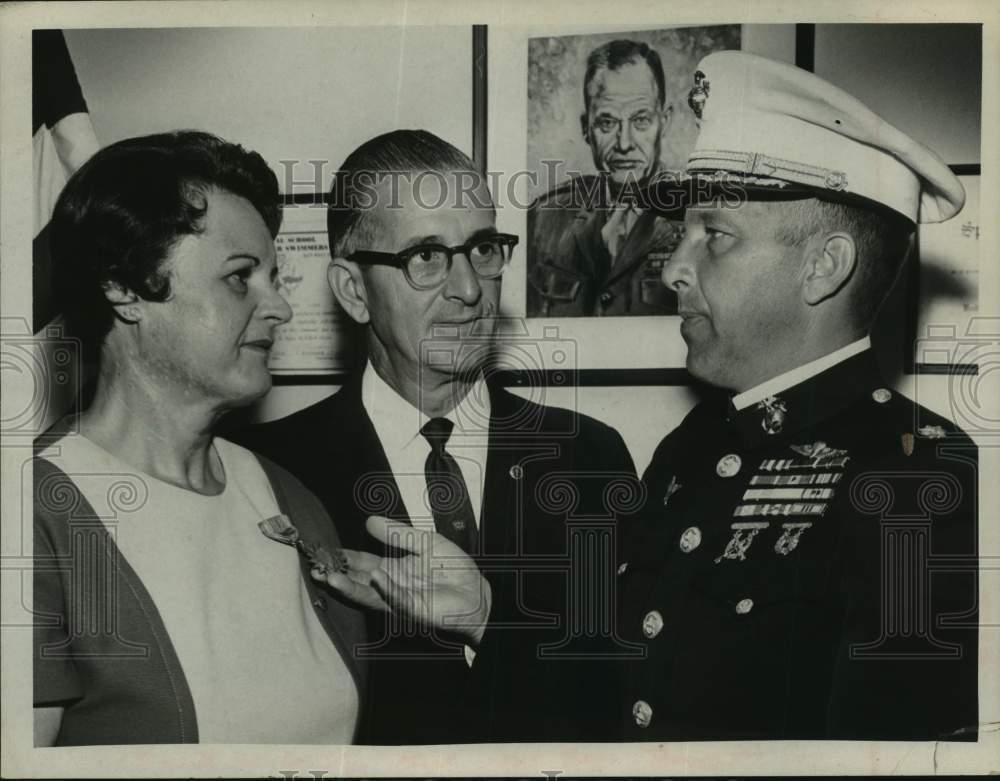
[631,113,653,131]
[704,226,734,247]
[595,116,619,133]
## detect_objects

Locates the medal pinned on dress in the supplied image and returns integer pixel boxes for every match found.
[259,514,349,575]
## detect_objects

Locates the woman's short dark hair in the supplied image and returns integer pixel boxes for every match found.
[49,130,281,354]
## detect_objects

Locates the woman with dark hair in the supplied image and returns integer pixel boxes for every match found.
[33,131,365,745]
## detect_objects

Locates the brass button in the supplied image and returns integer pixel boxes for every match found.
[509,464,523,480]
[735,598,754,615]
[678,526,702,553]
[632,699,653,728]
[872,388,892,404]
[617,561,629,576]
[312,596,328,611]
[642,610,664,639]
[716,453,742,478]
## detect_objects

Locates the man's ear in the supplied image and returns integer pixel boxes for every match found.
[802,232,857,306]
[580,112,590,144]
[328,258,371,324]
[102,282,142,323]
[660,103,673,130]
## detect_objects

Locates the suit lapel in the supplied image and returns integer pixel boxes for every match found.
[479,387,521,557]
[330,375,411,536]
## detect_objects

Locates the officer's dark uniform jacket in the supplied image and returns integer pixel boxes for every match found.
[527,174,684,317]
[618,348,978,741]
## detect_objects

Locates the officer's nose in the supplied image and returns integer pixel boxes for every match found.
[663,231,695,292]
[443,252,483,306]
[616,120,634,152]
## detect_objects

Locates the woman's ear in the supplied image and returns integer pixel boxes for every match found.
[802,232,857,306]
[327,259,371,324]
[102,283,142,323]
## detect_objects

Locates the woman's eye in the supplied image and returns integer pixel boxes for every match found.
[227,269,251,291]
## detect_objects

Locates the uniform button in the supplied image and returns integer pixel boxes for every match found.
[312,596,328,611]
[678,526,702,553]
[632,699,653,728]
[735,598,754,615]
[617,561,629,576]
[599,291,614,307]
[716,453,742,478]
[872,388,892,404]
[642,610,664,639]
[509,464,523,480]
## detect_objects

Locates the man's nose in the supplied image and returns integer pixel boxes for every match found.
[616,120,634,151]
[662,233,695,292]
[443,252,483,305]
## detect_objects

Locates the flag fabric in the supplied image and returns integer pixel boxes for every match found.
[33,30,99,333]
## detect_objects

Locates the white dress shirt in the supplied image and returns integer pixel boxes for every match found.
[361,361,491,531]
[361,362,492,665]
[732,335,872,411]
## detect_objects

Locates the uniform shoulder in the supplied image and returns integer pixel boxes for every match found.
[529,174,604,212]
[880,389,977,453]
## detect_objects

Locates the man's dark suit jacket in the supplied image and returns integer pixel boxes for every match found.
[233,374,639,744]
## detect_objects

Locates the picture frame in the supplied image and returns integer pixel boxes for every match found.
[487,23,745,382]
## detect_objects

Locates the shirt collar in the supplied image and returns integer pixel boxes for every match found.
[361,362,491,453]
[732,336,872,411]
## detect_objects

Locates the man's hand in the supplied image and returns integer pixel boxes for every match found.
[311,515,491,645]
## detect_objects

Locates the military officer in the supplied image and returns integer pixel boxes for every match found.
[617,51,979,741]
[527,39,684,317]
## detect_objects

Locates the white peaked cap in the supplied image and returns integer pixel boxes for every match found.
[650,51,965,224]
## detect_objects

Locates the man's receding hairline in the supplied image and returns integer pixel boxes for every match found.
[586,57,661,101]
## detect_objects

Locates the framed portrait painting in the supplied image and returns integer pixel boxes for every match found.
[488,24,742,377]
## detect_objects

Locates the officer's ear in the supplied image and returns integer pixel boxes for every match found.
[328,258,371,325]
[660,103,673,130]
[802,231,857,306]
[580,112,590,144]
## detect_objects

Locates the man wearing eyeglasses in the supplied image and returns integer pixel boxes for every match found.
[236,130,637,744]
[527,39,684,318]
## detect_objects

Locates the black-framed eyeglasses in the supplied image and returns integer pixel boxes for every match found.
[349,233,519,290]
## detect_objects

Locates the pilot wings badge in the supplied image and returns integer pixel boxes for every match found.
[789,440,849,467]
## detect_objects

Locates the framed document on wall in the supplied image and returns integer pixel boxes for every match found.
[268,203,362,377]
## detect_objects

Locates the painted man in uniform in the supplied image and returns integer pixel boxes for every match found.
[527,39,684,317]
[617,52,978,741]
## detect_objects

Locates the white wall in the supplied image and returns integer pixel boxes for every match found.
[66,27,473,192]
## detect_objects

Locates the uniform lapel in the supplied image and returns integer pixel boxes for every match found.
[602,208,658,288]
[572,206,613,283]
